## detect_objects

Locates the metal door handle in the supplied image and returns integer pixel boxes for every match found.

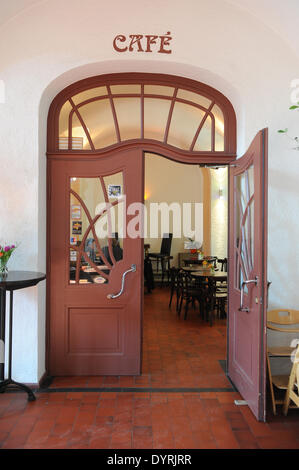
[239,276,258,312]
[107,264,136,299]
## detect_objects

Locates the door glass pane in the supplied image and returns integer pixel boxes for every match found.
[59,101,72,148]
[102,173,125,247]
[144,97,171,141]
[78,100,117,149]
[71,114,90,150]
[69,172,124,284]
[177,89,212,109]
[144,85,174,96]
[193,115,212,151]
[234,165,254,291]
[168,102,205,150]
[72,86,108,106]
[212,104,225,151]
[110,84,141,95]
[113,97,141,140]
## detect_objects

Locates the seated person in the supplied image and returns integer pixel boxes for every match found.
[84,238,96,263]
[102,236,123,265]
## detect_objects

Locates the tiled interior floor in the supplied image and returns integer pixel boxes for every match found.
[0,287,299,449]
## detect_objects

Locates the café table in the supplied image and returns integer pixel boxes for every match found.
[183,256,217,267]
[0,271,46,401]
[181,265,205,272]
[190,271,227,281]
[190,271,227,325]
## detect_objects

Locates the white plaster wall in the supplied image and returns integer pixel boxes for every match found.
[0,0,299,382]
[144,154,203,267]
[210,168,228,260]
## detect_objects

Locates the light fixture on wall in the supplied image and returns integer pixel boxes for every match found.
[218,188,224,200]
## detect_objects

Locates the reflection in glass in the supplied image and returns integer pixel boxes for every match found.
[193,115,212,151]
[168,102,205,150]
[78,100,118,149]
[72,86,108,106]
[58,83,227,153]
[144,98,171,141]
[69,173,124,284]
[113,97,141,140]
[212,104,225,152]
[177,89,212,109]
[144,85,175,96]
[235,165,254,291]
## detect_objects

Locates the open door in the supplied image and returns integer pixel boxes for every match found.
[228,128,268,421]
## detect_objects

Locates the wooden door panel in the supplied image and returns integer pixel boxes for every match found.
[48,149,143,375]
[228,129,268,421]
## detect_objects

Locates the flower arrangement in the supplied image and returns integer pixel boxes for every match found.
[202,260,214,272]
[0,244,17,276]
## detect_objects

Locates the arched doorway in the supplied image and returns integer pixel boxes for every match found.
[46,73,237,376]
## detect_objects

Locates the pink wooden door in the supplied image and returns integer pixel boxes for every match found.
[228,129,268,421]
[48,148,143,375]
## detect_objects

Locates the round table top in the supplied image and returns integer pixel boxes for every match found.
[190,271,227,279]
[0,271,46,291]
[182,266,204,272]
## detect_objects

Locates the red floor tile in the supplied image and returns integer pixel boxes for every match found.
[1,288,299,449]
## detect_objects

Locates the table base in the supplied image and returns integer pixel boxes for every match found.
[0,378,36,401]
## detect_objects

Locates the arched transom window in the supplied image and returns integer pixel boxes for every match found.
[50,74,236,156]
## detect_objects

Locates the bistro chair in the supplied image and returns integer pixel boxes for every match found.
[266,309,299,415]
[177,271,201,320]
[168,267,181,311]
[148,233,173,286]
[217,258,228,272]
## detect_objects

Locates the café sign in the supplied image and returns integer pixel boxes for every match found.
[113,32,172,54]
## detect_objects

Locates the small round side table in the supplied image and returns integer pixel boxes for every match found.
[0,271,46,401]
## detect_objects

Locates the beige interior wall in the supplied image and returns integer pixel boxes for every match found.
[210,168,228,259]
[144,153,203,266]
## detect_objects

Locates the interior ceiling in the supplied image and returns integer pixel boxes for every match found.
[0,0,298,57]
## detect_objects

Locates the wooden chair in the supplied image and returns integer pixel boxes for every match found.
[283,345,299,415]
[148,233,173,286]
[168,267,180,310]
[177,271,202,320]
[267,309,299,415]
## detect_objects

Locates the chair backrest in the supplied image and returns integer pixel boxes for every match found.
[217,258,228,272]
[160,233,173,255]
[267,309,299,333]
[169,266,179,284]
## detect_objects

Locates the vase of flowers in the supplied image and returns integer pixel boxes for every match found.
[0,244,17,277]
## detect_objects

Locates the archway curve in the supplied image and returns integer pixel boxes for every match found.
[47,72,237,165]
[45,70,234,376]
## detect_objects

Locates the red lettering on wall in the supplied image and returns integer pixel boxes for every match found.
[113,32,172,54]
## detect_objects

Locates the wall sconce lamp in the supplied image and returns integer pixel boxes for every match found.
[219,188,224,200]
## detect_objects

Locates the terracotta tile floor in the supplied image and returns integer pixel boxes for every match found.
[0,288,299,449]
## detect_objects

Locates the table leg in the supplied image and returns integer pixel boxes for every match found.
[0,288,6,381]
[0,291,36,401]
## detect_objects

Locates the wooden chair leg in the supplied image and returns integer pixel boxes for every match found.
[178,296,183,317]
[169,287,174,308]
[176,290,180,312]
[267,353,277,416]
[184,299,190,320]
[283,364,296,416]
